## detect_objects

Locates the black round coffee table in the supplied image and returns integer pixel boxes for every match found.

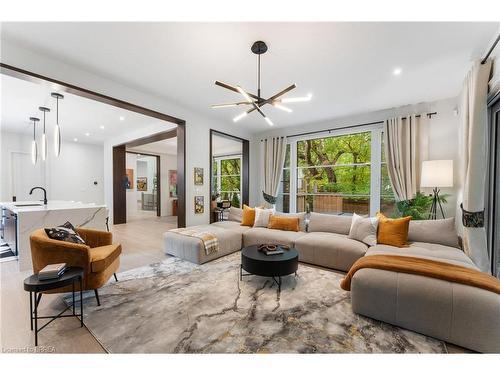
[240,245,299,291]
[23,267,84,346]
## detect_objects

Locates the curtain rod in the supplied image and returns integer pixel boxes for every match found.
[260,112,437,141]
[481,33,500,65]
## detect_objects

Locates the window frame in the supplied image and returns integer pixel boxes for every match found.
[212,154,243,206]
[283,124,384,216]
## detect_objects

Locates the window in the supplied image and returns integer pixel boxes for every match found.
[279,126,396,216]
[212,156,242,208]
[276,145,291,212]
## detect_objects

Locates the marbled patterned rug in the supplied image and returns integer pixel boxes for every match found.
[72,253,447,353]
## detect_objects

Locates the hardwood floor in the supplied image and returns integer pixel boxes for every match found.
[0,216,176,353]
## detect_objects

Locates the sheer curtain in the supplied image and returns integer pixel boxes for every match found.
[260,137,287,206]
[459,59,492,273]
[383,115,428,201]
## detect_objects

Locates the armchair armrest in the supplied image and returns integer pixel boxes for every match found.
[76,227,113,248]
[30,230,91,274]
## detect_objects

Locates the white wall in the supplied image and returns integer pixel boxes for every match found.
[251,97,461,218]
[0,41,253,227]
[1,131,104,204]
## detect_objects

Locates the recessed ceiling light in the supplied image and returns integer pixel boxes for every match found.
[119,116,125,121]
[85,132,90,137]
[73,138,78,142]
[393,67,402,76]
[99,125,105,130]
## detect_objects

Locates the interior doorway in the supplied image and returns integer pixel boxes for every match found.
[113,127,184,227]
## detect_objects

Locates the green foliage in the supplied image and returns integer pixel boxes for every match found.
[394,192,450,220]
[297,132,372,196]
[231,193,240,208]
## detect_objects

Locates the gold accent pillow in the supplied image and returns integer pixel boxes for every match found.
[267,214,300,232]
[241,205,257,226]
[376,213,411,247]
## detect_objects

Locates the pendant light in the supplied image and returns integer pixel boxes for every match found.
[51,93,64,157]
[39,106,50,161]
[29,117,40,165]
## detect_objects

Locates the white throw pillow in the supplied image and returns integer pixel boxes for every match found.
[253,207,275,227]
[348,213,379,246]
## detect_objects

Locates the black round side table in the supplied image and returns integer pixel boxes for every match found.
[240,245,299,292]
[23,267,84,346]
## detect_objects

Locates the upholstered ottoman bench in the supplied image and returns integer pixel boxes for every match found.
[163,224,243,264]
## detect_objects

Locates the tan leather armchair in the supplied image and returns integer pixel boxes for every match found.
[30,227,121,305]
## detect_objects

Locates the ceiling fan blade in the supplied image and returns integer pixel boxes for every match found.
[211,101,251,109]
[215,81,260,101]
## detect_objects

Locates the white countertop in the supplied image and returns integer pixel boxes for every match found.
[1,200,107,214]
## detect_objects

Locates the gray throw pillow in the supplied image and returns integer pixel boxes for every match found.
[348,213,379,246]
[407,217,460,248]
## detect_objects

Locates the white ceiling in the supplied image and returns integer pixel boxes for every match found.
[0,73,170,144]
[128,138,177,155]
[1,22,499,133]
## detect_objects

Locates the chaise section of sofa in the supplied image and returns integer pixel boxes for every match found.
[349,218,500,353]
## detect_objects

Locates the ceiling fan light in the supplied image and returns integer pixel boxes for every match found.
[265,117,274,126]
[273,103,293,113]
[233,112,247,122]
[281,93,312,103]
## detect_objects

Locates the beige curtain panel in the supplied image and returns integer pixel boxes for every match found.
[459,59,492,273]
[383,115,428,201]
[261,136,287,205]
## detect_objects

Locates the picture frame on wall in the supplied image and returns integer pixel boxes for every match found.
[137,177,147,191]
[125,169,134,189]
[168,170,177,198]
[194,167,204,185]
[194,196,204,214]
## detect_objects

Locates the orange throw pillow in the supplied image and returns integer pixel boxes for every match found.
[267,214,300,232]
[376,213,411,247]
[241,205,257,226]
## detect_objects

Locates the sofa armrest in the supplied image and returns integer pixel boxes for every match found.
[76,227,113,248]
[30,232,91,274]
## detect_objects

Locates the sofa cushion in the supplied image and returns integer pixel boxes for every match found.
[294,232,368,271]
[348,213,378,246]
[366,242,477,270]
[210,221,251,233]
[308,212,352,235]
[241,205,257,226]
[408,217,460,248]
[253,207,275,227]
[274,212,307,232]
[376,213,411,247]
[267,214,300,232]
[228,207,243,222]
[90,243,122,273]
[243,227,305,248]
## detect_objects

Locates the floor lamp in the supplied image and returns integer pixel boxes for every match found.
[420,160,453,220]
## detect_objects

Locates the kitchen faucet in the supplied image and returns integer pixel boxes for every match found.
[29,187,48,205]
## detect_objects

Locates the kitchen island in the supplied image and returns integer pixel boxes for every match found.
[1,201,107,271]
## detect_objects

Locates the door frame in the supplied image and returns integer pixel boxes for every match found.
[1,63,187,228]
[209,129,249,223]
[125,151,161,218]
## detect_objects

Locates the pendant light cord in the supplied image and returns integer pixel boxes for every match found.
[258,54,261,101]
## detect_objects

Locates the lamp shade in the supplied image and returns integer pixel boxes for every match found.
[420,160,453,188]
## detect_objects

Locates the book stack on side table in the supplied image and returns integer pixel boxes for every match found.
[38,263,67,280]
[258,244,289,256]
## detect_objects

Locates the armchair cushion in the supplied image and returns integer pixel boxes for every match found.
[90,244,122,273]
[76,227,113,248]
[45,221,85,244]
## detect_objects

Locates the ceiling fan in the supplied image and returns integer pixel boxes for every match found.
[211,41,312,126]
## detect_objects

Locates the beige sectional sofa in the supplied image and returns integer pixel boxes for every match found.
[163,209,500,353]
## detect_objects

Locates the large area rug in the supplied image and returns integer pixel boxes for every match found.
[73,253,447,353]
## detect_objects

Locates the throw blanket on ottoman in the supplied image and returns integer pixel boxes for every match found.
[341,255,500,295]
[168,228,219,255]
